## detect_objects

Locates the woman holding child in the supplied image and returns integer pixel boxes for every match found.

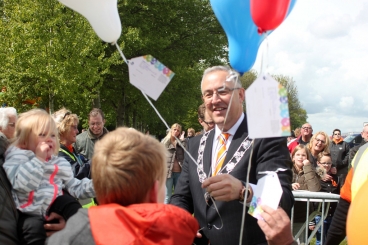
[161,123,185,204]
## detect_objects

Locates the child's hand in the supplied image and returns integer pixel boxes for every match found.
[303,159,310,166]
[321,174,333,182]
[330,167,337,174]
[35,142,53,162]
[292,183,300,190]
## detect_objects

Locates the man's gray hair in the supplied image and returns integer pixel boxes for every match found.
[200,66,241,92]
[0,107,17,129]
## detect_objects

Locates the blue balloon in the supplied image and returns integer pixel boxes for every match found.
[210,0,296,74]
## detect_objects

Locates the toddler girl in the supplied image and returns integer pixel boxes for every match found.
[3,109,95,245]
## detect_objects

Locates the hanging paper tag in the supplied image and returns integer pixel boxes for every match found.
[245,74,290,138]
[128,55,175,101]
[248,172,283,220]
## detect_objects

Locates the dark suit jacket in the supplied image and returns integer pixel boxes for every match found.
[170,116,294,245]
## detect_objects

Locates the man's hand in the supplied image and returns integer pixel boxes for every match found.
[44,212,66,237]
[258,205,295,245]
[202,174,243,201]
[330,167,337,175]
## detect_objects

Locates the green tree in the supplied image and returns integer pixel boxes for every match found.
[0,0,109,115]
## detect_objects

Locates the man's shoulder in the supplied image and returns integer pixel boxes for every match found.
[76,131,89,142]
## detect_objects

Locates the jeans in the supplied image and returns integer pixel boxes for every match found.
[315,215,332,245]
[165,172,181,204]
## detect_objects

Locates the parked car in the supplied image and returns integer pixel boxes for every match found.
[344,133,362,148]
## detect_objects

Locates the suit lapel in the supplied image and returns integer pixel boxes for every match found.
[223,117,248,167]
[203,130,215,177]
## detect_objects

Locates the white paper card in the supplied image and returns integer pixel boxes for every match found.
[248,172,283,220]
[245,74,291,138]
[128,55,175,101]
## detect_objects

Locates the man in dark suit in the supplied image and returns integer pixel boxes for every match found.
[170,66,294,245]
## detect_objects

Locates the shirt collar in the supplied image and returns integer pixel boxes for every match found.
[214,113,244,139]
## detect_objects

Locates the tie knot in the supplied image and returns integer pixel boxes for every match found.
[219,133,230,144]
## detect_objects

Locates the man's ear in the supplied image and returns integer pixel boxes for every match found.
[146,180,159,203]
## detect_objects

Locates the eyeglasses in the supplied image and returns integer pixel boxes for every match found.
[203,120,215,126]
[315,138,326,144]
[302,127,312,130]
[319,162,332,166]
[202,87,241,100]
[334,133,341,136]
[7,122,15,127]
[90,122,102,127]
[63,112,71,120]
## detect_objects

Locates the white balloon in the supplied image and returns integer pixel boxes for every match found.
[58,0,121,43]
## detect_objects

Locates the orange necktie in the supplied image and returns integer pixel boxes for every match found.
[214,133,230,176]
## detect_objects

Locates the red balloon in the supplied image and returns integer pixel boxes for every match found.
[250,0,291,33]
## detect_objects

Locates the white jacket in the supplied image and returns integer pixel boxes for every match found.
[3,146,95,216]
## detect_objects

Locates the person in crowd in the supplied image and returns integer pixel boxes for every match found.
[325,139,368,244]
[311,152,339,245]
[3,109,95,245]
[307,131,330,167]
[291,144,322,244]
[74,108,108,159]
[329,128,349,187]
[287,130,296,145]
[294,127,301,138]
[46,127,198,245]
[187,128,195,139]
[348,125,368,166]
[161,123,185,204]
[288,123,313,153]
[197,103,215,133]
[52,108,91,179]
[171,66,293,245]
[0,107,19,244]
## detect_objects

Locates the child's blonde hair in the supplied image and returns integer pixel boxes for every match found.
[291,144,311,162]
[92,127,167,206]
[13,109,59,155]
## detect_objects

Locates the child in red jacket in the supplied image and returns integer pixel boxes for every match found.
[46,127,198,245]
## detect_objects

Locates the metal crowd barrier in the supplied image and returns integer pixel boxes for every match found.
[291,191,340,244]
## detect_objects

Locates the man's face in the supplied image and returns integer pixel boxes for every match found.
[1,115,16,139]
[201,70,244,131]
[362,126,368,141]
[89,114,105,136]
[301,123,313,137]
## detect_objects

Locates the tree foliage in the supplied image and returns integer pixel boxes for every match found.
[0,0,307,136]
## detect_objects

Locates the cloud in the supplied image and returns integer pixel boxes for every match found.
[339,96,354,110]
[309,14,353,39]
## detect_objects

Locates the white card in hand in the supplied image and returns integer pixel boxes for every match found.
[245,74,291,139]
[128,55,175,101]
[248,172,283,220]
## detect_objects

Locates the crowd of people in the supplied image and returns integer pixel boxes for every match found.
[0,65,367,245]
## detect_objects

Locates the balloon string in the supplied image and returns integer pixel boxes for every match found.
[239,139,254,245]
[141,92,198,166]
[259,32,269,76]
[115,43,129,64]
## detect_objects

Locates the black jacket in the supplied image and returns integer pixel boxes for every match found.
[348,140,368,168]
[329,141,349,176]
[0,133,19,245]
[58,144,91,180]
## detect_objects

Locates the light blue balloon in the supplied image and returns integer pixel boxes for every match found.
[210,0,297,74]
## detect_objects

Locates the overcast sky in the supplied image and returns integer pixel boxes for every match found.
[252,0,368,135]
